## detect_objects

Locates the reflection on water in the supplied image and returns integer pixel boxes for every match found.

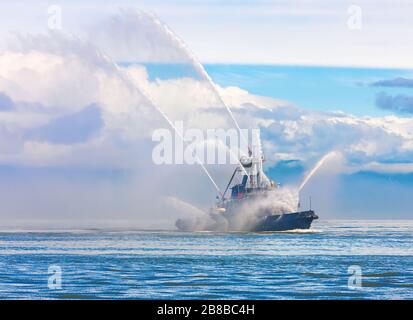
[0,220,412,299]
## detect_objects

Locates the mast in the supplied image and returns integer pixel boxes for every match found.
[222,167,239,200]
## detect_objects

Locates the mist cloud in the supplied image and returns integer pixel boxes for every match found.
[375,92,413,114]
[371,77,413,88]
[0,92,14,111]
[27,105,103,144]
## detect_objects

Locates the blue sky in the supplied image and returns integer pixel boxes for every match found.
[0,3,413,225]
[137,63,413,116]
[206,65,413,117]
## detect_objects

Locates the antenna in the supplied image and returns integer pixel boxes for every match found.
[309,196,312,210]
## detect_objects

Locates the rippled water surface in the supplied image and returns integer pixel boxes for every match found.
[0,220,412,299]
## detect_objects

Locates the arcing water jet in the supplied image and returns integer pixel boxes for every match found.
[147,13,250,151]
[99,46,223,197]
[299,151,338,192]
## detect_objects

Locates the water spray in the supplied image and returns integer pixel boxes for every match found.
[99,51,223,197]
[147,13,250,151]
[146,101,223,196]
[298,151,337,191]
[200,138,250,177]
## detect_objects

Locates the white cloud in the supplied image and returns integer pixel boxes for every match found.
[260,111,413,170]
[358,162,413,174]
[0,51,99,112]
[2,35,413,175]
[22,140,72,163]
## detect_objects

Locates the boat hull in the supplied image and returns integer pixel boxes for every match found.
[254,210,318,232]
[175,209,318,232]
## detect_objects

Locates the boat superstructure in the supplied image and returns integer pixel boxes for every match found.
[211,131,318,232]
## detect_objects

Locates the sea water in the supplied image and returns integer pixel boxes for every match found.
[0,220,412,299]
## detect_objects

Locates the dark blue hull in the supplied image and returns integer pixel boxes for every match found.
[254,210,318,232]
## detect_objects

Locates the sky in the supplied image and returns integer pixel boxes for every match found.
[206,65,413,117]
[0,2,412,228]
[1,0,413,67]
